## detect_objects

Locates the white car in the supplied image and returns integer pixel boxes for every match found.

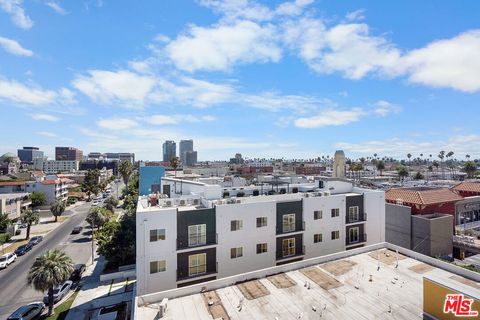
[43,280,73,304]
[0,253,17,269]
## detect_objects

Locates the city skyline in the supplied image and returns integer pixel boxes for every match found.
[1,1,479,160]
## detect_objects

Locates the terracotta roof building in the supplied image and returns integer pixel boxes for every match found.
[452,181,480,197]
[385,187,463,215]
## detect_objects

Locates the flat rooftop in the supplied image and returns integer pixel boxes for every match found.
[136,248,480,320]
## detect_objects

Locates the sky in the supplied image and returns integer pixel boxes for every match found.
[0,0,479,161]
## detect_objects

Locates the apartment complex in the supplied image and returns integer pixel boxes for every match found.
[33,158,79,174]
[87,152,135,163]
[135,177,385,295]
[55,146,83,161]
[179,140,193,164]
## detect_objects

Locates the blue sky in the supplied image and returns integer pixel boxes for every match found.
[0,0,479,161]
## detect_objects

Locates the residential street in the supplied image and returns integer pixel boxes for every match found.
[0,202,93,319]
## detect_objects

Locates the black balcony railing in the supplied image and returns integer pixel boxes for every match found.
[276,221,305,235]
[176,233,218,250]
[276,245,305,260]
[346,233,367,246]
[346,212,367,224]
[176,262,218,281]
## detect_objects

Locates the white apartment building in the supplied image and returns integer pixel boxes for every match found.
[136,177,385,295]
[33,158,79,174]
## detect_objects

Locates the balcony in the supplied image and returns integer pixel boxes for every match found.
[176,233,218,250]
[276,221,305,235]
[346,233,367,246]
[177,262,218,281]
[346,212,367,224]
[276,245,305,260]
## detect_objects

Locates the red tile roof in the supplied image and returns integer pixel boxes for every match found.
[0,181,28,186]
[385,187,463,205]
[452,182,480,194]
[41,179,61,185]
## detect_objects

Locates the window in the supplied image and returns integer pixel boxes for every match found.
[314,210,322,220]
[282,214,296,233]
[348,206,359,222]
[149,229,166,242]
[331,208,339,217]
[256,243,267,254]
[231,220,243,231]
[230,247,243,258]
[256,217,267,228]
[282,238,295,257]
[331,231,340,240]
[149,260,166,274]
[349,227,359,243]
[188,224,206,246]
[188,253,206,276]
[314,233,323,243]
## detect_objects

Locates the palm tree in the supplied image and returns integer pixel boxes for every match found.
[407,153,412,166]
[119,160,133,186]
[27,250,74,316]
[50,199,66,222]
[170,157,179,178]
[463,161,477,178]
[438,151,446,178]
[397,165,409,185]
[376,160,386,176]
[446,151,455,178]
[21,209,39,240]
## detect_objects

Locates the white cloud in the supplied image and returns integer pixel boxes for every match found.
[345,9,365,22]
[72,70,156,107]
[399,30,480,92]
[275,0,314,16]
[30,113,60,121]
[35,131,57,138]
[146,114,217,125]
[372,100,402,117]
[198,0,274,22]
[46,1,67,15]
[294,108,365,128]
[0,36,33,56]
[0,0,33,29]
[298,22,401,79]
[97,117,139,130]
[165,20,281,72]
[0,77,57,105]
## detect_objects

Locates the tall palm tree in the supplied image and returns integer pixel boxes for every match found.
[438,151,446,179]
[50,199,66,222]
[119,160,133,186]
[27,250,74,316]
[376,160,386,176]
[21,209,39,240]
[407,153,412,166]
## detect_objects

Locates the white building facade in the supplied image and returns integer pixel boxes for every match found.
[136,178,385,295]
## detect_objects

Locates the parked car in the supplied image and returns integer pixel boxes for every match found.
[29,236,43,245]
[70,263,86,281]
[7,302,45,320]
[0,253,17,269]
[71,226,83,234]
[43,280,72,304]
[14,243,33,256]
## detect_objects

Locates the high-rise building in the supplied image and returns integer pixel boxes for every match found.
[17,147,44,164]
[179,140,194,164]
[55,147,83,161]
[162,141,176,162]
[185,151,198,167]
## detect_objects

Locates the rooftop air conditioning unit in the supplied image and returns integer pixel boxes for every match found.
[157,298,168,318]
[236,200,241,203]
[304,194,309,198]
[165,201,172,207]
[323,191,330,196]
[193,199,199,205]
[179,200,186,206]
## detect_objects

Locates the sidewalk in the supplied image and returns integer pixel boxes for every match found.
[66,255,134,320]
